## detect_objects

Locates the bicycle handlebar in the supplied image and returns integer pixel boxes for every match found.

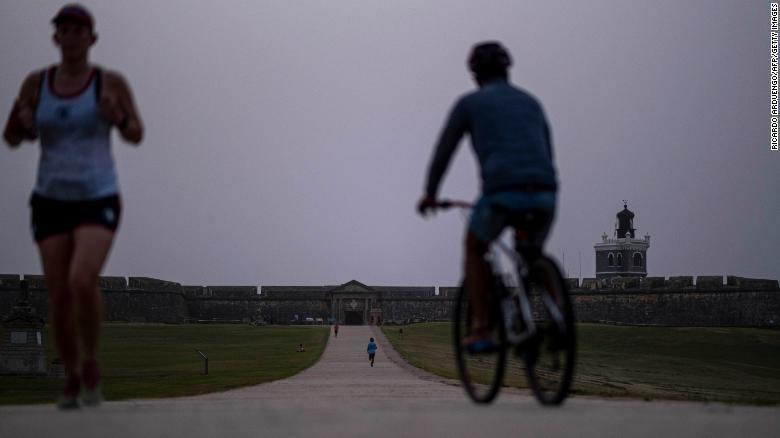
[435,199,473,210]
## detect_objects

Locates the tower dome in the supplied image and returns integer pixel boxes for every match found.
[616,202,636,239]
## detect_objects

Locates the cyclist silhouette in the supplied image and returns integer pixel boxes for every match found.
[418,41,558,351]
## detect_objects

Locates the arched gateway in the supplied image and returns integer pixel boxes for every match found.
[331,281,380,325]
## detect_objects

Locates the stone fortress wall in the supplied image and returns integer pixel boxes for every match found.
[0,274,778,327]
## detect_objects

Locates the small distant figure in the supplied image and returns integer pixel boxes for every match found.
[367,337,378,367]
[399,327,404,337]
[297,343,305,352]
[334,323,339,338]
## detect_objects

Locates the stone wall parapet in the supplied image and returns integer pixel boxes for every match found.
[640,277,666,289]
[205,286,257,299]
[568,276,780,292]
[128,277,181,291]
[1,274,778,327]
[372,286,436,298]
[726,276,780,290]
[99,276,128,290]
[695,276,724,289]
[0,275,21,289]
[21,275,47,290]
[666,276,694,289]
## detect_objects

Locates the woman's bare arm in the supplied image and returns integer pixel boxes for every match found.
[102,70,143,144]
[3,71,42,148]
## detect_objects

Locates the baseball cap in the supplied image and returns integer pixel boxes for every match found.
[52,4,94,30]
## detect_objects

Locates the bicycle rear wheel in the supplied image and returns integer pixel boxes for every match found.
[522,256,576,405]
[453,279,507,404]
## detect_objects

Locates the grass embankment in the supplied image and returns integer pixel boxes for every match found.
[382,323,780,405]
[0,324,329,405]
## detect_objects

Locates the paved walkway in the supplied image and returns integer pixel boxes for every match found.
[183,324,465,402]
[1,326,778,438]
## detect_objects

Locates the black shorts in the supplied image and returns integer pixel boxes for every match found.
[30,193,121,242]
[369,353,376,360]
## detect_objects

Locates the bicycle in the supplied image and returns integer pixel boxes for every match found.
[436,199,576,406]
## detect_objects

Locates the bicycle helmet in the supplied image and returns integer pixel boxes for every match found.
[468,41,512,74]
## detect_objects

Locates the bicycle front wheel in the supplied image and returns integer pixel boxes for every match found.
[522,256,576,405]
[453,279,507,404]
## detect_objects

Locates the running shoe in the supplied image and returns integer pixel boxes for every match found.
[81,358,103,407]
[81,386,104,407]
[57,375,81,410]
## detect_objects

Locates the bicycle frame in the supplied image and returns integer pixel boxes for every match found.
[437,199,567,347]
[488,239,567,348]
[486,239,538,346]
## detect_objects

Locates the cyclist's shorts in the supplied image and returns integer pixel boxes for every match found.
[469,191,556,244]
[30,193,121,242]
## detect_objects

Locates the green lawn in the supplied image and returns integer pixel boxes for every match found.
[0,324,329,405]
[382,323,780,405]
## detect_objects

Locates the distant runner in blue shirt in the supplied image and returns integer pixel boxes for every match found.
[418,41,558,351]
[367,337,378,367]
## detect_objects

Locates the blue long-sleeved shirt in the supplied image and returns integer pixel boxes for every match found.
[425,79,557,197]
[367,341,378,354]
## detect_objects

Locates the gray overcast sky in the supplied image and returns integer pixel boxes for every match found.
[1,1,778,286]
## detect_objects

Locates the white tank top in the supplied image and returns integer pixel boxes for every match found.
[34,66,118,200]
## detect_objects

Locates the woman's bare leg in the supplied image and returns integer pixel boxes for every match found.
[38,234,78,391]
[69,225,115,387]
